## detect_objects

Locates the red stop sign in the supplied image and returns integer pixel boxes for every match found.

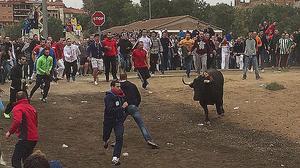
[92,11,105,26]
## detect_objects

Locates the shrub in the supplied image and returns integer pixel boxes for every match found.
[265,82,285,91]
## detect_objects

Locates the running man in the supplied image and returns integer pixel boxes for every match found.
[87,34,104,85]
[29,47,53,103]
[103,81,128,166]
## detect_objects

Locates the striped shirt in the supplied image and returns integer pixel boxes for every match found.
[278,38,290,55]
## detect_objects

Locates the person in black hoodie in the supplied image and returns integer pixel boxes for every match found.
[117,33,133,73]
[3,55,28,119]
[103,81,128,166]
[119,74,159,149]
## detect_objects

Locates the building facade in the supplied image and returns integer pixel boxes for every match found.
[0,0,84,26]
[0,1,14,25]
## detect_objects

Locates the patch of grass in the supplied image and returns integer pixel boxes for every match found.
[265,82,286,91]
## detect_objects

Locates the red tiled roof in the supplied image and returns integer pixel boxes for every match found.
[64,7,85,14]
[104,15,224,33]
[48,1,65,7]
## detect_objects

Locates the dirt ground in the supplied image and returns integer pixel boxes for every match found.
[1,69,300,168]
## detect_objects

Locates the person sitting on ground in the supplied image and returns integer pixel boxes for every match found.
[24,150,63,168]
[24,150,50,168]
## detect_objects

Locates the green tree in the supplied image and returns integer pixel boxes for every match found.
[81,0,300,37]
[206,4,235,33]
[82,0,139,28]
[48,17,64,41]
[4,21,23,40]
[140,0,171,19]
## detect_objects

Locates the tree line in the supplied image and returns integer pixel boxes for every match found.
[4,0,300,40]
[81,0,300,36]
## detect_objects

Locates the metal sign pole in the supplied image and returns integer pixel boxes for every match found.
[98,26,101,40]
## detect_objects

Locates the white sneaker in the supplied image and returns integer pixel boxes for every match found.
[94,81,99,85]
[112,157,120,166]
[3,113,10,119]
[0,154,6,166]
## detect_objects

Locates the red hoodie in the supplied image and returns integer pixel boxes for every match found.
[265,24,275,37]
[9,99,38,141]
[52,42,65,60]
[102,38,117,57]
[132,48,148,68]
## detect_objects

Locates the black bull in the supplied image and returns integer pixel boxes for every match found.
[183,70,225,123]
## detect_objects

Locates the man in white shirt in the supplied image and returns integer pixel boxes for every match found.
[63,38,81,82]
[139,29,152,52]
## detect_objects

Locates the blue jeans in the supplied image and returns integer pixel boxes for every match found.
[119,53,131,72]
[243,55,260,78]
[161,50,171,71]
[127,105,152,141]
[103,120,124,158]
[184,55,193,76]
[2,60,12,83]
[259,49,268,69]
[288,50,296,66]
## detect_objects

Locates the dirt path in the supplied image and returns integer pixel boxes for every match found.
[1,70,300,167]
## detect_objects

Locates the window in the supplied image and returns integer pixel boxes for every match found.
[2,4,6,7]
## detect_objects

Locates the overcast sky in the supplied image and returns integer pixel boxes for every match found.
[63,0,232,9]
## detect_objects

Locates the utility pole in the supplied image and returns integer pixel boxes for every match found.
[149,0,152,19]
[42,0,48,39]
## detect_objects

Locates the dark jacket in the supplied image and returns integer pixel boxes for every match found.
[270,35,280,50]
[10,63,28,91]
[28,39,39,54]
[87,40,104,59]
[104,91,126,121]
[9,99,38,141]
[120,81,141,107]
[192,39,209,55]
[118,39,133,55]
[233,42,245,54]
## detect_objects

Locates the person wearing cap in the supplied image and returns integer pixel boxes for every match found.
[119,74,159,149]
[103,81,128,166]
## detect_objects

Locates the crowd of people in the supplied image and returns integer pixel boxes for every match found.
[65,17,83,37]
[0,20,300,167]
[22,7,40,36]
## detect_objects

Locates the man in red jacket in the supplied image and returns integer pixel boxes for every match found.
[5,91,38,168]
[52,38,66,79]
[102,32,118,81]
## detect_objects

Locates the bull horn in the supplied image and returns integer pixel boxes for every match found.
[182,77,191,85]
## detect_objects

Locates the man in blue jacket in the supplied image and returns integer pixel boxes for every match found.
[103,81,128,166]
[87,34,104,85]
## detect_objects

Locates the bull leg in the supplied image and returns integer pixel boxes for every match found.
[200,102,210,124]
[216,99,225,116]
